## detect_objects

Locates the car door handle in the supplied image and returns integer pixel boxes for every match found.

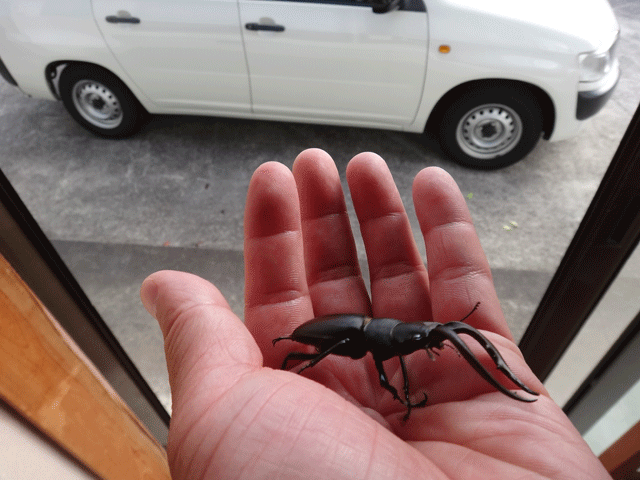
[106,15,141,24]
[245,23,285,32]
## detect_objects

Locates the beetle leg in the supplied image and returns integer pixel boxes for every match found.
[280,352,321,371]
[435,322,539,400]
[398,355,428,420]
[272,335,291,346]
[292,338,350,374]
[374,357,427,417]
[374,358,405,405]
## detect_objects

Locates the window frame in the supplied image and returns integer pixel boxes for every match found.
[0,170,170,446]
[519,101,640,387]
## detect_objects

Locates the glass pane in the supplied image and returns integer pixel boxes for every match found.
[0,0,637,418]
[584,376,640,456]
[544,244,640,408]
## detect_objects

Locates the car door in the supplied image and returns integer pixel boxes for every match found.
[91,0,251,114]
[238,0,428,127]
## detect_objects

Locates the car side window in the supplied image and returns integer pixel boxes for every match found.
[256,0,426,13]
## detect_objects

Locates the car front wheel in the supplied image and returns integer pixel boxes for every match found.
[437,85,544,169]
[59,65,146,138]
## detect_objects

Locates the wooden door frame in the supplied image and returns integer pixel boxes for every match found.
[0,169,169,445]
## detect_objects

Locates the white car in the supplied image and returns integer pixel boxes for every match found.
[0,0,619,168]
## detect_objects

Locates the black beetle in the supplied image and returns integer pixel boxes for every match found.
[273,302,538,419]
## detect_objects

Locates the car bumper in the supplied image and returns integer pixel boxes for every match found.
[576,63,619,120]
[0,55,18,86]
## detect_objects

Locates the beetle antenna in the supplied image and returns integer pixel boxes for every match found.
[459,301,481,323]
[443,341,461,357]
[426,342,460,360]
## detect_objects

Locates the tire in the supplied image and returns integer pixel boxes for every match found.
[437,85,544,169]
[58,65,147,138]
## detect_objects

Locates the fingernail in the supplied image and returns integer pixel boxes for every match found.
[140,278,159,317]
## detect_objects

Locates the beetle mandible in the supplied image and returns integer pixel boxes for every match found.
[273,302,538,419]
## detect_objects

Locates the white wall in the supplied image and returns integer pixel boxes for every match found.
[0,401,96,480]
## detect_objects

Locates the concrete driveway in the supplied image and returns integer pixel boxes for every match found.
[0,0,638,412]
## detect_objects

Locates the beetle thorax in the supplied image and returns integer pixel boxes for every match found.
[388,322,432,356]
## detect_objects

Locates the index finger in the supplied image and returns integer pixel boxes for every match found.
[412,167,513,339]
[243,162,314,364]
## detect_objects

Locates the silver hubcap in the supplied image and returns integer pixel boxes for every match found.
[456,104,522,160]
[72,80,123,129]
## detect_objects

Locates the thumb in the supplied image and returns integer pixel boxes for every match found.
[140,269,263,411]
[141,270,264,478]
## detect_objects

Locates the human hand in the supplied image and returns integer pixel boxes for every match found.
[141,149,611,479]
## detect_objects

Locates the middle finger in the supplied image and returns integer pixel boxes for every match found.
[347,152,431,322]
[292,149,371,316]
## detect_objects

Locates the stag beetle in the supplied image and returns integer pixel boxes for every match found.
[273,302,538,419]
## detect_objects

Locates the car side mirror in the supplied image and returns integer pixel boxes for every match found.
[371,0,401,14]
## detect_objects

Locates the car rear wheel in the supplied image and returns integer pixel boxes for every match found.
[59,65,146,138]
[437,85,544,169]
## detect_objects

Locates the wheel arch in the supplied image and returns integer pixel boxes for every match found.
[426,79,555,141]
[45,61,147,114]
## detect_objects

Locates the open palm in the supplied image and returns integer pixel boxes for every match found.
[141,149,610,479]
